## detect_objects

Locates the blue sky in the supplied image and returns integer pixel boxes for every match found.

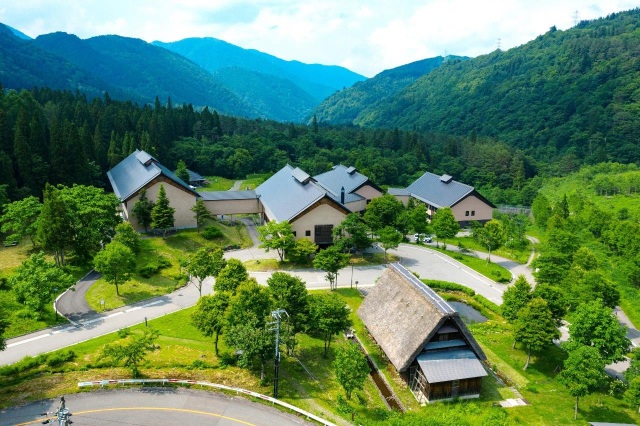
[1,0,638,77]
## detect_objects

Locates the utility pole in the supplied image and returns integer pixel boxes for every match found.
[573,10,580,26]
[269,309,288,398]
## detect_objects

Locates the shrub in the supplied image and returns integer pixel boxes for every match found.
[423,279,475,296]
[138,257,171,277]
[118,328,131,338]
[474,294,501,315]
[46,350,76,367]
[218,352,237,367]
[202,225,223,240]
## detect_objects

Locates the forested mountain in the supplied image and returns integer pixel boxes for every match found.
[322,9,640,167]
[152,37,365,101]
[31,32,257,117]
[314,56,466,124]
[211,67,318,122]
[0,87,541,208]
[0,25,118,100]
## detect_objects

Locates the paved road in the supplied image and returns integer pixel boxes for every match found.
[2,388,314,426]
[56,270,99,321]
[0,241,506,366]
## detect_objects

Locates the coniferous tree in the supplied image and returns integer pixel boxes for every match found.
[37,184,72,266]
[132,188,155,233]
[151,184,175,237]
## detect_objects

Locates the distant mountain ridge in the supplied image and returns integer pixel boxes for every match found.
[0,24,365,122]
[152,37,365,101]
[314,55,467,124]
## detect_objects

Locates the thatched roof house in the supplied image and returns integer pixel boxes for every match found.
[358,263,487,403]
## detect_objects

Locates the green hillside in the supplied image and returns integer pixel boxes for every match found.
[314,56,464,124]
[350,9,640,167]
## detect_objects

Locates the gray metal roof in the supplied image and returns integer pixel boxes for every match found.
[256,164,328,222]
[388,187,410,196]
[107,150,196,201]
[406,171,474,208]
[417,348,487,383]
[199,190,257,201]
[314,164,369,196]
[187,169,206,182]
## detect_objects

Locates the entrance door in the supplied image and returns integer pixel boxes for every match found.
[314,225,333,245]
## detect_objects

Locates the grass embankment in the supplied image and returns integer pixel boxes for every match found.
[418,243,513,283]
[436,235,533,265]
[3,287,640,424]
[86,223,251,311]
[245,251,395,272]
[0,242,90,337]
[198,174,268,191]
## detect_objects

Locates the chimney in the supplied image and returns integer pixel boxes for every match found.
[340,186,345,204]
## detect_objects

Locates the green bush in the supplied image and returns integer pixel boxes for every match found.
[423,279,476,296]
[118,328,131,338]
[138,257,171,278]
[46,350,76,367]
[202,225,223,240]
[474,294,501,315]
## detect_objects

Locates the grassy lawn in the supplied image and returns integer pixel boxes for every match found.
[197,174,268,192]
[423,244,512,283]
[3,287,640,424]
[244,251,396,272]
[441,235,533,265]
[86,224,251,311]
[198,176,235,191]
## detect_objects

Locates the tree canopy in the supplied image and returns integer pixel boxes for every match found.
[257,220,296,262]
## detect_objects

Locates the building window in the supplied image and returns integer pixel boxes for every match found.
[471,211,475,216]
[465,211,469,216]
[305,230,311,237]
[293,231,297,237]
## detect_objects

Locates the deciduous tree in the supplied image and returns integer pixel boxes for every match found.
[286,238,318,264]
[93,241,136,296]
[214,258,248,294]
[514,298,560,370]
[101,329,158,378]
[257,220,296,262]
[333,213,372,253]
[10,252,74,318]
[378,226,402,261]
[334,343,370,400]
[567,299,630,364]
[472,219,506,263]
[431,207,460,249]
[558,345,606,420]
[267,272,309,333]
[187,247,226,297]
[113,222,141,254]
[363,194,404,232]
[0,196,41,246]
[308,293,352,356]
[192,291,230,355]
[501,275,532,323]
[313,246,350,290]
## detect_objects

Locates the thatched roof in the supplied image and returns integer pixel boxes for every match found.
[357,263,486,372]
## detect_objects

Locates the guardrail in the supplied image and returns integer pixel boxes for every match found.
[78,378,336,426]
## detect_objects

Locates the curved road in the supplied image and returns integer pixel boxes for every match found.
[1,239,507,366]
[3,388,314,426]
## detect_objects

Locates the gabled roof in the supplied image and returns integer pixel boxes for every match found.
[406,171,476,208]
[314,164,382,198]
[199,190,257,201]
[256,164,349,222]
[357,263,486,372]
[107,150,196,201]
[187,169,206,182]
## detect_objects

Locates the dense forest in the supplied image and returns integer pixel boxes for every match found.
[319,9,640,167]
[0,87,541,207]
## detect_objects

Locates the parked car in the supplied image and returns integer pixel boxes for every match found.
[413,233,432,243]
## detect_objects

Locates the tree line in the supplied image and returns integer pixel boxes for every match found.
[0,86,545,211]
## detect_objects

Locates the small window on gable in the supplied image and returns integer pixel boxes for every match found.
[305,230,311,237]
[465,211,469,217]
[471,211,475,216]
[293,231,297,237]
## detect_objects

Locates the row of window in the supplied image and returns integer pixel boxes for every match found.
[464,210,475,217]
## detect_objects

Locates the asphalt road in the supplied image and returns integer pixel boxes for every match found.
[0,241,507,366]
[2,388,314,426]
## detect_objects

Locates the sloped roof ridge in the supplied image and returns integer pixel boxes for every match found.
[389,263,455,315]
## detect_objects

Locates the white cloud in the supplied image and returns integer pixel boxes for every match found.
[0,0,639,76]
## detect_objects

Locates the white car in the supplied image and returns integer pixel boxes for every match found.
[414,233,432,243]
